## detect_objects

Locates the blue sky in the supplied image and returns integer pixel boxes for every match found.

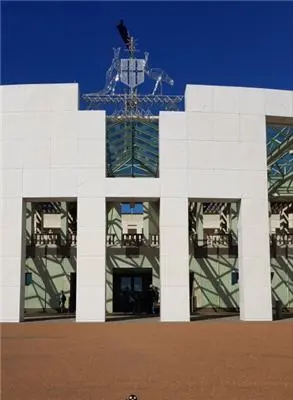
[1,1,293,101]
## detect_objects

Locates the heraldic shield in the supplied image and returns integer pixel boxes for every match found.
[120,59,145,89]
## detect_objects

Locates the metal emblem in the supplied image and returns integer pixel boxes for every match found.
[120,58,145,89]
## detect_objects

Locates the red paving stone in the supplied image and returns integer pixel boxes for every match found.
[1,321,293,400]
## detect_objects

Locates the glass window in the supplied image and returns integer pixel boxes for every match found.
[121,277,131,291]
[133,277,142,292]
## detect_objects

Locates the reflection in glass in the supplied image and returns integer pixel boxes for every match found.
[121,277,131,291]
[133,277,142,292]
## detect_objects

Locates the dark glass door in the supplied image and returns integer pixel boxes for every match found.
[69,272,76,313]
[113,269,152,313]
[190,271,194,314]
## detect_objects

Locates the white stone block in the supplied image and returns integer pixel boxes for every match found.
[105,178,160,199]
[24,113,53,139]
[160,140,188,169]
[160,227,188,257]
[160,255,189,286]
[2,113,53,140]
[160,169,187,198]
[1,114,26,140]
[76,286,105,322]
[160,198,188,227]
[50,169,78,197]
[0,286,22,322]
[53,84,78,112]
[240,198,270,228]
[213,113,240,141]
[51,112,79,139]
[2,140,24,169]
[188,141,215,170]
[0,199,22,229]
[240,142,267,171]
[23,84,78,112]
[2,170,23,198]
[78,198,105,229]
[0,257,22,287]
[51,138,78,168]
[77,257,105,287]
[23,169,50,198]
[265,89,293,117]
[185,85,214,112]
[186,112,214,141]
[160,286,190,322]
[77,139,105,168]
[188,170,241,200]
[1,85,25,113]
[240,225,270,258]
[239,114,266,144]
[78,169,105,198]
[238,87,265,115]
[1,228,22,258]
[23,139,51,168]
[77,228,105,257]
[240,171,268,200]
[77,111,106,139]
[159,112,186,141]
[212,142,243,170]
[213,86,239,114]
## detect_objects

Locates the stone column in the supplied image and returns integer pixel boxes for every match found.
[76,197,106,322]
[238,198,272,321]
[160,198,189,321]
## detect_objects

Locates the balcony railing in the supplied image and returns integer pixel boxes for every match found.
[270,234,293,257]
[106,233,160,247]
[106,234,116,246]
[190,233,238,257]
[149,234,159,247]
[122,233,143,247]
[270,233,293,246]
[27,233,77,246]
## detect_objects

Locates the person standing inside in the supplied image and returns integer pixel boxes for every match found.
[59,290,67,313]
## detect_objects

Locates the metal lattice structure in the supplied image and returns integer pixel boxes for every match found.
[267,123,293,198]
[81,21,182,177]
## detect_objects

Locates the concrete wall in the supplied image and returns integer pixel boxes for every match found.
[1,83,293,322]
[0,83,106,322]
[160,85,292,321]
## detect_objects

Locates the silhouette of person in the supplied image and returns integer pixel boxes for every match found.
[60,291,66,313]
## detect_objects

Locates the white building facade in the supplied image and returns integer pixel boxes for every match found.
[1,83,293,322]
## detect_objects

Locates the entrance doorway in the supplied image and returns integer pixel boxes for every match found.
[190,271,195,314]
[113,268,152,313]
[69,273,76,313]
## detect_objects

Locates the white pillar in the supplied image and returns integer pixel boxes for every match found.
[76,197,106,322]
[238,198,272,321]
[0,198,25,322]
[160,198,189,322]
